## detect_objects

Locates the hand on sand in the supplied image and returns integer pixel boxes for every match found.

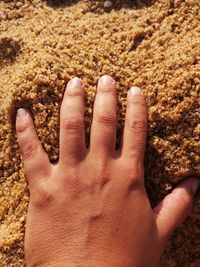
[16,76,199,267]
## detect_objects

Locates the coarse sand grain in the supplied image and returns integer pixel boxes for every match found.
[0,0,199,266]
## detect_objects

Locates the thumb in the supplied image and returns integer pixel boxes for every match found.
[153,177,199,242]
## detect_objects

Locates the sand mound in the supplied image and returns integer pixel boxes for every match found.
[0,0,199,266]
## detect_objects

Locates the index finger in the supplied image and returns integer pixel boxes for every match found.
[121,87,147,164]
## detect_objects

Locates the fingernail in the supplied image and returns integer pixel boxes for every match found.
[99,75,114,86]
[68,77,83,88]
[191,179,199,195]
[17,108,27,118]
[130,86,142,96]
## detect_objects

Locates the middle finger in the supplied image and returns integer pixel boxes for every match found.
[90,75,117,157]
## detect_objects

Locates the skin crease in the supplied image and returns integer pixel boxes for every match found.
[15,75,199,267]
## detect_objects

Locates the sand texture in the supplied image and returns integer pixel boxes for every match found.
[0,0,199,266]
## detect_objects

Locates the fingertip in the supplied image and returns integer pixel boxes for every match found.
[127,86,146,107]
[173,177,200,197]
[16,108,28,120]
[129,86,143,96]
[66,77,85,96]
[98,75,115,85]
[16,108,32,134]
[68,77,84,87]
[16,108,28,122]
[97,75,116,92]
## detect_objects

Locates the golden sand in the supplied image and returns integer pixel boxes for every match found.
[0,0,199,266]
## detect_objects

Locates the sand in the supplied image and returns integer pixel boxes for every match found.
[0,0,199,266]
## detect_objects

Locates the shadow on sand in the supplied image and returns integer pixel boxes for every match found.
[45,0,154,10]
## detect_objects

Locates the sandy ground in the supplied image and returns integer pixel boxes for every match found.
[0,0,199,266]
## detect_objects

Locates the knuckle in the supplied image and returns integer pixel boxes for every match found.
[126,170,141,185]
[31,183,53,208]
[62,117,83,132]
[94,169,110,187]
[93,160,111,186]
[21,140,41,161]
[122,163,144,190]
[17,122,30,134]
[97,114,116,127]
[126,175,143,192]
[22,141,35,161]
[127,119,147,133]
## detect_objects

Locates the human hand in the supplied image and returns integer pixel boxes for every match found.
[16,76,199,267]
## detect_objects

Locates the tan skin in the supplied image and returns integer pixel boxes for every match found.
[16,75,199,267]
